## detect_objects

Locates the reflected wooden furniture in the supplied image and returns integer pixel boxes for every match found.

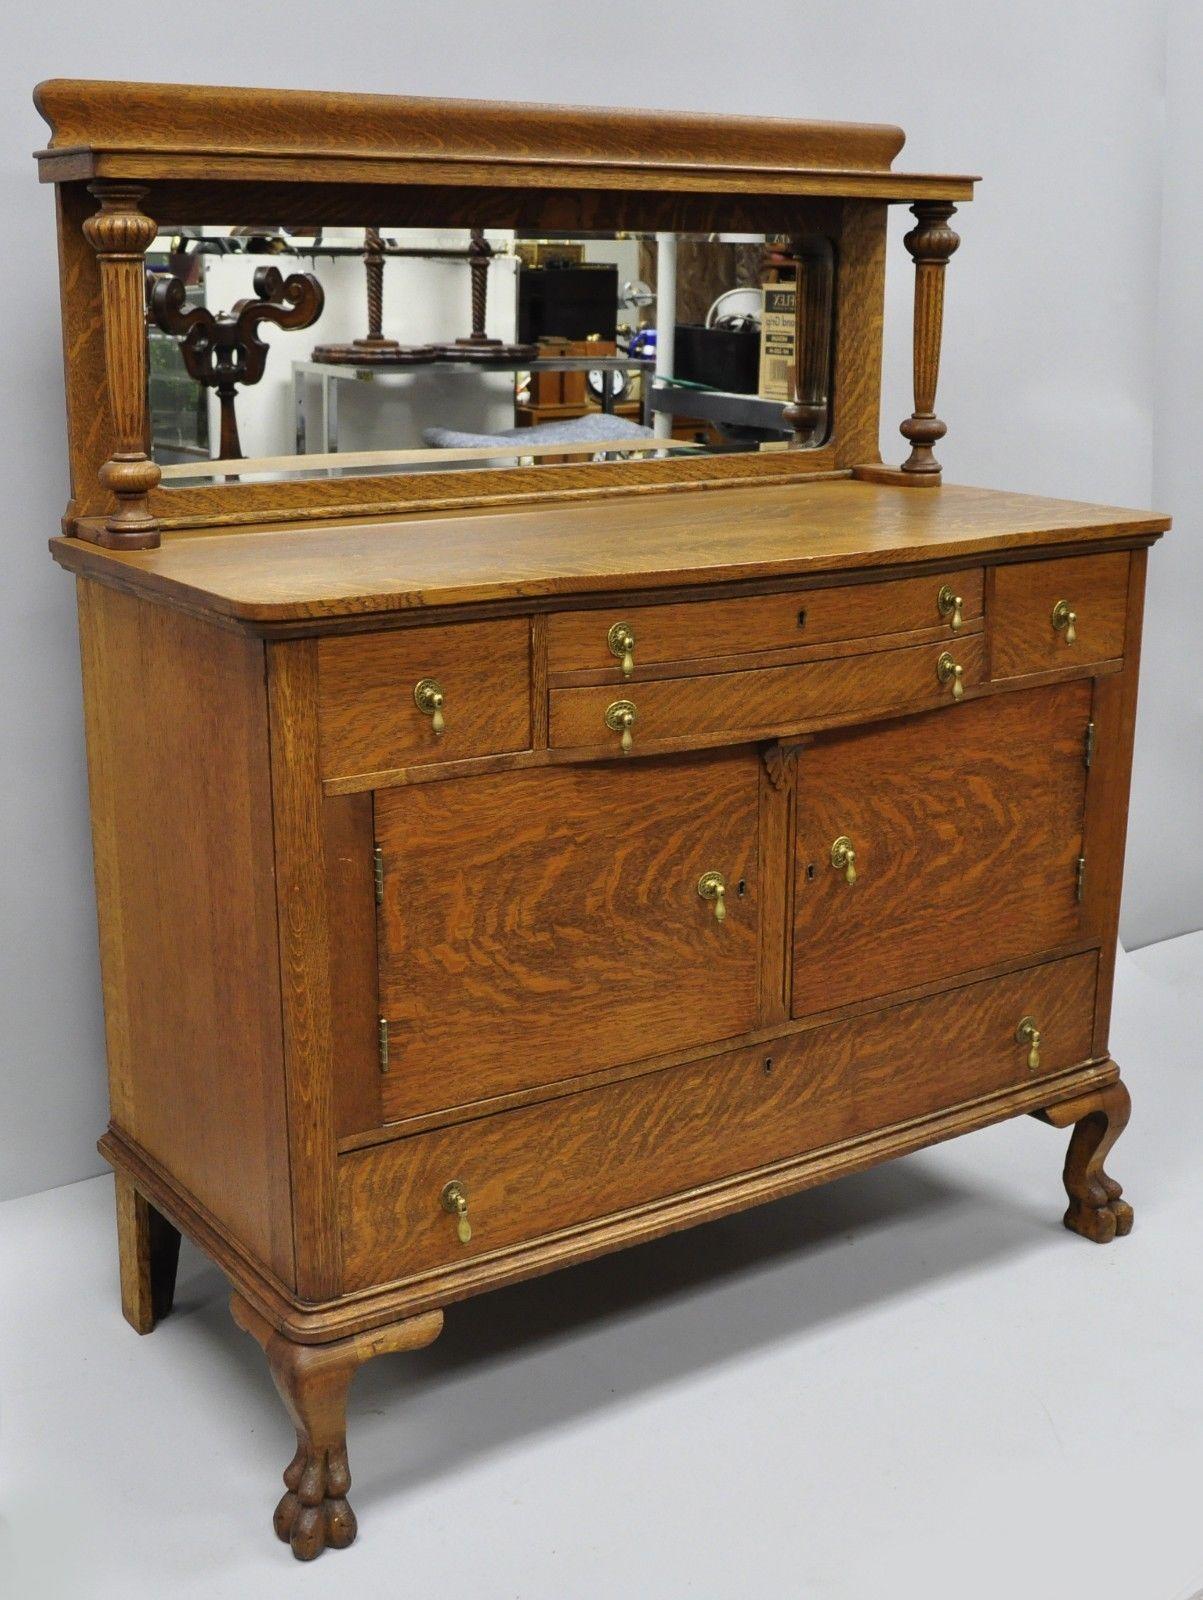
[37,79,1168,1561]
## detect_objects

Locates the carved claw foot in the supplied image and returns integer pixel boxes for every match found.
[1034,1076,1133,1244]
[231,1292,443,1560]
[275,1439,357,1561]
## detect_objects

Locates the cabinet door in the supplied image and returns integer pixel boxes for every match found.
[375,750,760,1120]
[792,681,1091,1018]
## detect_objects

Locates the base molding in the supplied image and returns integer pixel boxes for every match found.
[100,1057,1119,1344]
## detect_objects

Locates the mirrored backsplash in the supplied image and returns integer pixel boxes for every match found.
[146,227,835,487]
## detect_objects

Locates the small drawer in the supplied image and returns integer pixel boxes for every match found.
[990,552,1129,679]
[549,634,986,756]
[547,569,984,681]
[339,952,1097,1289]
[317,619,531,782]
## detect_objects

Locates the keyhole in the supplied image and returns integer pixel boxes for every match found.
[806,862,817,882]
[737,879,747,897]
[796,608,808,628]
[763,1056,774,1075]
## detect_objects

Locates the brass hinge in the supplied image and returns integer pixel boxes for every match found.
[1075,854,1087,903]
[373,843,384,905]
[378,1016,390,1074]
[1084,720,1096,769]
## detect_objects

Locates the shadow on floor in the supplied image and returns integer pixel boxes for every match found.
[177,1148,1052,1501]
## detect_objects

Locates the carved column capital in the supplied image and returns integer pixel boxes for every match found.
[902,201,961,267]
[82,183,159,259]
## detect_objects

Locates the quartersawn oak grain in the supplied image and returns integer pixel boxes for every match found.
[550,634,986,754]
[375,750,760,1120]
[340,952,1098,1289]
[317,617,531,782]
[990,550,1130,678]
[49,482,1168,624]
[547,567,984,678]
[792,679,1091,1017]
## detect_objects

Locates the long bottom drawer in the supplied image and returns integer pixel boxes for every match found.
[339,952,1098,1290]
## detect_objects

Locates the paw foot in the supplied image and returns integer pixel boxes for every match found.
[1063,1181,1133,1244]
[275,1441,357,1560]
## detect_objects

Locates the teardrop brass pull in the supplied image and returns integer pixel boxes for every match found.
[414,678,446,736]
[936,651,965,701]
[937,584,964,631]
[1051,599,1078,645]
[1015,1016,1042,1072]
[440,1180,472,1245]
[605,698,637,754]
[830,835,857,886]
[697,871,727,922]
[607,621,636,678]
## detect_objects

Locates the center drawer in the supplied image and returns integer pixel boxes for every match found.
[339,951,1098,1290]
[549,633,985,755]
[547,568,984,680]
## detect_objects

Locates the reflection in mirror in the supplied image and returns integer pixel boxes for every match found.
[145,228,835,486]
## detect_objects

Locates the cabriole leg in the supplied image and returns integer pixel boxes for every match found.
[1034,1077,1133,1243]
[114,1171,181,1334]
[231,1293,443,1560]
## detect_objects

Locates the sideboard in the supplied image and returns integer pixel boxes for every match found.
[35,79,1168,1559]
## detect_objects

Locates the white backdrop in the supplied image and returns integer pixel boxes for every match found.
[0,0,1194,1203]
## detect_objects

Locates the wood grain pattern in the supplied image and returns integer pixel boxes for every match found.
[77,579,294,1284]
[114,1171,180,1335]
[266,640,341,1298]
[898,202,960,477]
[792,679,1092,1017]
[35,79,909,174]
[830,201,889,467]
[50,482,1167,625]
[375,751,760,1120]
[340,952,1097,1289]
[990,551,1129,678]
[550,634,986,754]
[547,568,983,678]
[317,618,531,782]
[1082,548,1148,1057]
[323,795,381,1139]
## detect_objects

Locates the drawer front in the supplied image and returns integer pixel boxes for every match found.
[991,552,1129,678]
[793,680,1090,1018]
[548,569,984,679]
[317,619,531,782]
[340,952,1098,1288]
[374,750,761,1121]
[549,634,985,754]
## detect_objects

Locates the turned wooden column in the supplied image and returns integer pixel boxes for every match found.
[782,237,834,447]
[81,182,161,547]
[899,200,960,478]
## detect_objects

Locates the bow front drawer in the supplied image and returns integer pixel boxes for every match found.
[547,569,983,682]
[549,634,985,756]
[317,619,531,782]
[990,552,1129,678]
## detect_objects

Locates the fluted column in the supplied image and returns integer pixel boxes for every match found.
[899,201,960,478]
[81,182,161,546]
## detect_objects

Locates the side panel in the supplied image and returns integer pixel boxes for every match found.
[77,579,294,1285]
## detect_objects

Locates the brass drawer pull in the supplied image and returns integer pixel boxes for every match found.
[605,698,637,754]
[936,651,964,701]
[1051,599,1077,645]
[607,621,636,678]
[1015,1016,1042,1072]
[440,1180,472,1244]
[697,870,727,922]
[830,835,857,886]
[937,584,964,631]
[414,677,446,736]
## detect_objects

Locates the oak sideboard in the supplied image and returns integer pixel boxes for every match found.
[35,78,1168,1559]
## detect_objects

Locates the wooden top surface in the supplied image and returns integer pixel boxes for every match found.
[50,481,1168,628]
[33,80,975,199]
